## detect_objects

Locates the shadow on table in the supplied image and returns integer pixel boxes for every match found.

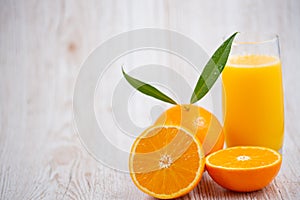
[144,172,278,200]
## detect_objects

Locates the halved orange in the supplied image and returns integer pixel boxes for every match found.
[129,125,205,199]
[154,104,224,156]
[206,146,282,192]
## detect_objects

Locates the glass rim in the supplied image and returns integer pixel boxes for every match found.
[231,32,279,46]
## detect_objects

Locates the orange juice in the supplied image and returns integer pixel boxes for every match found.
[222,55,284,151]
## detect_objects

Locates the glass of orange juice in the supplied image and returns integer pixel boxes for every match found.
[222,33,284,151]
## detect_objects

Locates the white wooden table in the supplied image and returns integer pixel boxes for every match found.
[1,0,299,199]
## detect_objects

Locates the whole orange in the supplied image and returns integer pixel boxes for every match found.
[154,104,224,155]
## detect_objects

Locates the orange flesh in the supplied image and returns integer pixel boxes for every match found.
[207,147,280,168]
[130,127,204,197]
[205,146,282,192]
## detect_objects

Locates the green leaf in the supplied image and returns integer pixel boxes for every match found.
[190,32,238,104]
[122,68,177,105]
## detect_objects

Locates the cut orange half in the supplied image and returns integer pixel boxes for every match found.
[206,146,282,192]
[129,125,205,199]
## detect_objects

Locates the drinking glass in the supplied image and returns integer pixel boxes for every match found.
[222,33,284,151]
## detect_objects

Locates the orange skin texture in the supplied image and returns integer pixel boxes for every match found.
[205,146,282,192]
[154,104,225,156]
[206,162,281,192]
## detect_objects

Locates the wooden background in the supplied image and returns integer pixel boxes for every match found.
[1,0,299,199]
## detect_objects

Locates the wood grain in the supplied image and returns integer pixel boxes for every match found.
[0,0,299,199]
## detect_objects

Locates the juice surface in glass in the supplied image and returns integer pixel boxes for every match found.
[222,55,284,151]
